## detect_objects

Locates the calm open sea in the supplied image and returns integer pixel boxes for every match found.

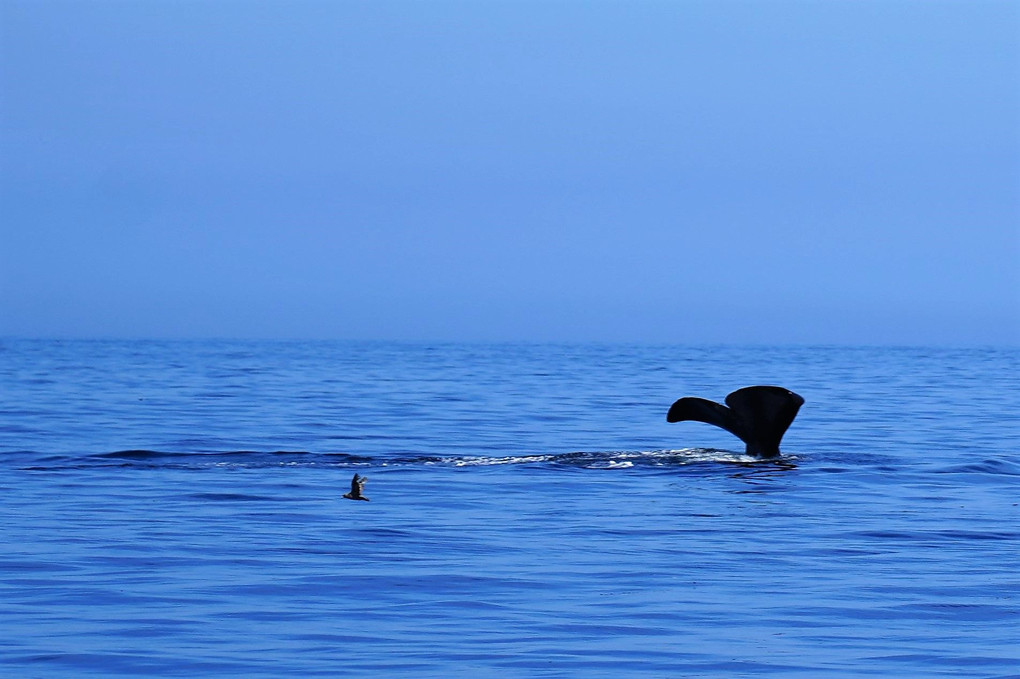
[1,340,1017,678]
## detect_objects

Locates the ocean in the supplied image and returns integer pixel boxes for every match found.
[1,340,1017,678]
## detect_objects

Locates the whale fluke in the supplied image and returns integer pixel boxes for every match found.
[667,386,804,458]
[343,473,369,501]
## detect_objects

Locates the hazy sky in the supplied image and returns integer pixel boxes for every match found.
[2,0,1017,344]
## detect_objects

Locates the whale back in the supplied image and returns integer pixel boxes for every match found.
[724,386,804,457]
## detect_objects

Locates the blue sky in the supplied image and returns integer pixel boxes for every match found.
[2,0,1017,344]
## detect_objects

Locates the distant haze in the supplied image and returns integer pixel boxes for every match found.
[2,0,1017,344]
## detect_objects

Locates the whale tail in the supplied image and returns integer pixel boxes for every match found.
[667,386,804,458]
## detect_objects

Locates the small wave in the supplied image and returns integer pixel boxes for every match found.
[97,449,374,462]
[932,458,1020,477]
[19,450,374,471]
[95,449,192,460]
[14,448,787,472]
[188,492,283,502]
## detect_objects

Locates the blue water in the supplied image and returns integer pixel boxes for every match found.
[1,340,1018,678]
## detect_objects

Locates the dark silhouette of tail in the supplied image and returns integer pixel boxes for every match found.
[667,386,804,458]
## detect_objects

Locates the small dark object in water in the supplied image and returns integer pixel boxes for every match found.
[667,386,804,458]
[343,473,369,501]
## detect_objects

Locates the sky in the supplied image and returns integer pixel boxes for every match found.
[1,0,1018,344]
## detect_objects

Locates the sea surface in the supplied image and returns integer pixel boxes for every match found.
[1,340,1017,678]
